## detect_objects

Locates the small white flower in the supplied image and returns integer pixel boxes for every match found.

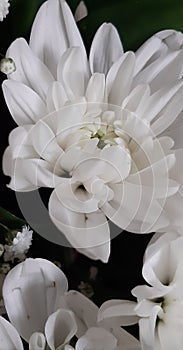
[0,0,10,21]
[4,225,33,262]
[0,57,16,74]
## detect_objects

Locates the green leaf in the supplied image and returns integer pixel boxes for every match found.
[0,207,25,232]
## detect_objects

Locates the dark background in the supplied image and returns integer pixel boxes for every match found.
[0,0,182,337]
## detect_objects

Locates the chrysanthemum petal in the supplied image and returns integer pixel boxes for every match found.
[30,0,86,77]
[85,73,105,102]
[2,80,47,125]
[107,52,135,105]
[57,47,89,99]
[6,38,54,100]
[89,23,123,75]
[49,189,110,262]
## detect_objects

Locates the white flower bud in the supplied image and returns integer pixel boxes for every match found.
[29,332,46,350]
[0,57,16,75]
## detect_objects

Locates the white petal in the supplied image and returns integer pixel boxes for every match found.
[63,291,98,338]
[49,190,110,262]
[47,82,68,112]
[107,52,135,105]
[29,120,63,163]
[151,84,183,136]
[2,146,14,177]
[55,182,99,214]
[73,145,131,184]
[121,84,150,115]
[2,80,47,125]
[139,305,161,350]
[8,126,38,159]
[89,23,123,75]
[57,47,89,99]
[85,73,105,102]
[0,316,24,350]
[76,327,117,350]
[3,258,68,342]
[8,158,60,191]
[45,309,77,350]
[155,29,183,50]
[30,0,86,77]
[134,50,183,91]
[134,35,162,75]
[98,300,139,326]
[7,38,54,100]
[143,79,183,123]
[29,332,46,350]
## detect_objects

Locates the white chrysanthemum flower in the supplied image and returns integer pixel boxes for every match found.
[2,0,183,262]
[0,0,10,21]
[4,226,33,262]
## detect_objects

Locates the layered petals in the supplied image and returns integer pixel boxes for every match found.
[29,0,86,78]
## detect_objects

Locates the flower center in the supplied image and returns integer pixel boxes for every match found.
[81,110,131,150]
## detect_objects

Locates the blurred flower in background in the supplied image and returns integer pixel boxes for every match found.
[0,0,10,22]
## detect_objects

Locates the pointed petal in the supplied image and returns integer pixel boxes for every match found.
[63,291,98,338]
[89,23,123,75]
[134,50,183,91]
[85,73,105,102]
[57,47,89,99]
[151,84,183,136]
[6,38,54,100]
[2,80,47,126]
[30,0,86,77]
[47,82,68,112]
[107,52,135,105]
[45,309,77,350]
[134,35,162,75]
[8,158,60,191]
[29,120,63,163]
[98,300,139,326]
